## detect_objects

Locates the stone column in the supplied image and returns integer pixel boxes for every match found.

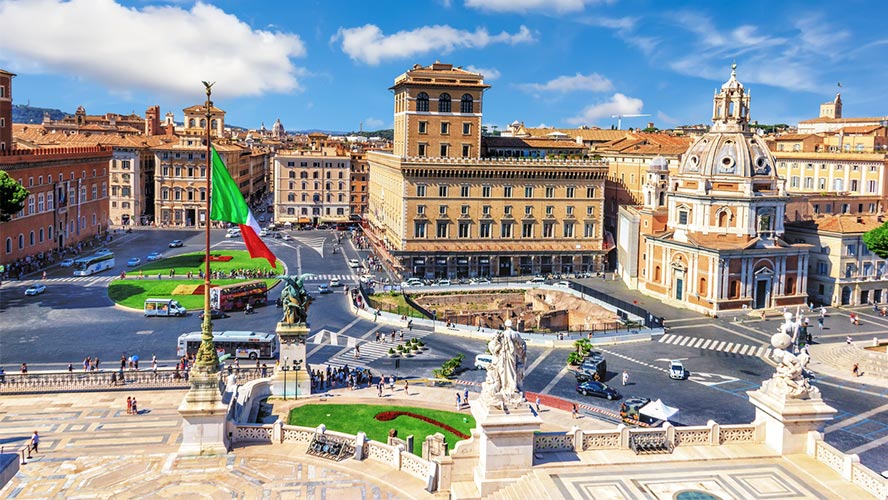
[470,401,541,497]
[272,322,311,399]
[178,365,229,456]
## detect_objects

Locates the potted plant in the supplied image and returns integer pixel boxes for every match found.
[388,347,398,358]
[416,340,426,350]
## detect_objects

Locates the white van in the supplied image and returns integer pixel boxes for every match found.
[144,298,187,317]
[225,228,241,238]
[474,354,494,370]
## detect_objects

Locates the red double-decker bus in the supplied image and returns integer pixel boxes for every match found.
[209,280,268,311]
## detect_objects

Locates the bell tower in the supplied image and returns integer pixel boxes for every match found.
[0,69,14,150]
[711,63,750,133]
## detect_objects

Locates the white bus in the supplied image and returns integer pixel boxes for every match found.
[73,252,116,276]
[176,330,279,360]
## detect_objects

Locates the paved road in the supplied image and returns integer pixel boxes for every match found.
[3,226,888,473]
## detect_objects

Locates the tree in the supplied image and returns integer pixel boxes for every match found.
[0,170,29,222]
[863,223,888,259]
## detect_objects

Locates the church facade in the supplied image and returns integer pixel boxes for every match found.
[618,66,810,314]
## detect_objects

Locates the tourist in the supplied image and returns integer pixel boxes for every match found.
[30,431,39,453]
[20,362,28,374]
[456,392,462,410]
[464,388,469,405]
[846,335,853,345]
[131,397,138,415]
[389,375,395,392]
[571,404,578,419]
[852,363,860,377]
[622,371,629,386]
[404,380,409,394]
[535,396,541,412]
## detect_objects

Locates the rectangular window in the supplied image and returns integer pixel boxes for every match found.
[850,179,859,192]
[563,222,574,238]
[586,206,594,216]
[417,184,426,197]
[566,187,575,198]
[869,180,878,193]
[480,222,491,238]
[504,185,513,197]
[439,205,447,215]
[679,211,688,225]
[566,206,574,216]
[439,185,448,197]
[482,185,491,197]
[804,177,814,189]
[817,262,828,274]
[418,144,427,157]
[437,222,448,238]
[47,192,54,210]
[417,205,426,215]
[546,206,554,216]
[500,222,513,238]
[418,121,428,134]
[462,144,471,157]
[441,122,450,134]
[584,223,595,237]
[462,122,471,135]
[543,222,554,238]
[37,193,44,212]
[525,186,533,197]
[522,223,533,238]
[440,144,449,157]
[458,222,470,238]
[586,186,596,198]
[461,205,469,216]
[545,186,554,198]
[790,176,799,188]
[503,205,512,216]
[818,178,826,190]
[524,205,533,216]
[482,205,491,215]
[461,185,470,197]
[414,222,426,238]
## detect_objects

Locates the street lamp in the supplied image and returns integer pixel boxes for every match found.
[281,364,289,401]
[293,359,302,400]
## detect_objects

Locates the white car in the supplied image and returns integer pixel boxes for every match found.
[329,278,341,287]
[474,354,493,370]
[436,279,452,286]
[348,259,362,269]
[669,360,685,380]
[553,281,571,288]
[59,258,75,268]
[401,278,424,287]
[526,276,546,284]
[146,251,163,261]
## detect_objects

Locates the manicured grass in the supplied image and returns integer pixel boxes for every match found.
[368,292,426,319]
[288,403,475,455]
[129,250,280,276]
[108,278,278,309]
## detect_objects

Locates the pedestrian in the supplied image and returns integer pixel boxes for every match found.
[67,362,73,372]
[760,310,766,320]
[404,380,409,394]
[389,375,395,392]
[809,302,814,312]
[95,357,100,371]
[30,431,39,453]
[571,404,578,419]
[354,345,360,359]
[20,362,28,374]
[456,392,462,410]
[846,335,853,344]
[42,271,46,281]
[120,355,126,370]
[373,309,379,322]
[377,382,383,397]
[131,397,138,415]
[820,306,826,318]
[126,396,132,415]
[622,370,629,386]
[535,396,541,412]
[464,388,469,405]
[261,363,268,378]
[110,371,117,385]
[852,363,860,377]
[818,317,824,330]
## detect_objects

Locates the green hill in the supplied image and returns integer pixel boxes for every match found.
[12,104,68,124]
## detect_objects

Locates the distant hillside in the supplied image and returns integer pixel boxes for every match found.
[13,104,68,124]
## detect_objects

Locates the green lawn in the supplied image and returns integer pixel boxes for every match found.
[108,278,279,309]
[109,250,281,309]
[368,292,426,319]
[288,403,475,455]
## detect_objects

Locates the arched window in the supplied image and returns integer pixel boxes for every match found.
[189,119,196,128]
[18,233,24,249]
[327,194,332,202]
[211,119,218,130]
[460,94,473,114]
[302,194,308,202]
[302,182,307,190]
[200,119,206,127]
[416,92,429,112]
[438,93,451,113]
[300,171,308,179]
[326,182,332,191]
[5,237,11,254]
[48,225,53,240]
[699,277,707,295]
[289,182,295,190]
[654,265,661,281]
[39,228,44,243]
[301,208,308,215]
[717,209,730,227]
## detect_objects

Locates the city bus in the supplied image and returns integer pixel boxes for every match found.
[176,330,279,360]
[209,280,268,311]
[72,252,116,276]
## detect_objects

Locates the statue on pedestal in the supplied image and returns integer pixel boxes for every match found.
[762,312,816,399]
[480,320,527,407]
[279,275,313,325]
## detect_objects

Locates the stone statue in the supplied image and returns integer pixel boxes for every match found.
[480,320,527,408]
[279,275,313,325]
[763,329,817,399]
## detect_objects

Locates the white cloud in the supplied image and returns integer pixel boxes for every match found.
[465,0,605,14]
[566,93,644,125]
[0,0,306,99]
[519,73,613,93]
[465,65,501,81]
[363,117,384,129]
[333,24,534,65]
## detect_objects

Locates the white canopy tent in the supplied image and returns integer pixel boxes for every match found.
[639,399,679,421]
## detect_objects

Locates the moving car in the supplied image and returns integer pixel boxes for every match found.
[669,360,685,380]
[526,276,546,284]
[553,281,571,288]
[474,354,493,370]
[348,259,362,269]
[329,278,341,287]
[59,258,75,268]
[401,278,424,287]
[576,380,621,400]
[282,234,291,241]
[436,279,452,287]
[146,251,163,261]
[25,284,46,296]
[198,308,228,320]
[318,283,331,294]
[470,278,492,285]
[144,298,187,317]
[168,239,184,248]
[127,257,142,267]
[225,228,241,238]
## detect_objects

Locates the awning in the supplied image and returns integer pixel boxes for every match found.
[640,399,679,421]
[297,218,311,224]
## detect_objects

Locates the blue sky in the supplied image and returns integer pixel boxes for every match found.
[1,0,886,132]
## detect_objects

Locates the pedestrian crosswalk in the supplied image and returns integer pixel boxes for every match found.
[312,328,433,368]
[302,274,361,282]
[658,333,772,358]
[11,276,116,287]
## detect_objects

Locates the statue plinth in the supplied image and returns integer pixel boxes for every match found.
[470,399,541,497]
[747,382,836,454]
[178,364,229,456]
[273,322,311,399]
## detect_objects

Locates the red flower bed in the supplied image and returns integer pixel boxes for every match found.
[374,411,469,439]
[206,255,234,262]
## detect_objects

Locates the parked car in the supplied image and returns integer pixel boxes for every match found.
[168,239,184,248]
[225,229,241,238]
[198,308,228,320]
[576,380,621,400]
[146,251,163,261]
[471,278,492,285]
[526,276,546,284]
[25,284,46,296]
[329,278,342,287]
[620,397,656,425]
[318,283,331,294]
[59,258,75,267]
[553,281,571,288]
[127,257,142,267]
[669,360,685,380]
[348,259,362,269]
[436,279,452,286]
[401,278,424,287]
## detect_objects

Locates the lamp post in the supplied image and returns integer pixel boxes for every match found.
[281,364,289,401]
[293,360,302,400]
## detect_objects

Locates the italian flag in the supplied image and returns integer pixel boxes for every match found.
[210,146,277,268]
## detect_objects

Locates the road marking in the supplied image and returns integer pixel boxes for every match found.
[825,401,888,433]
[715,341,726,351]
[701,339,713,349]
[731,344,742,354]
[525,348,553,377]
[135,330,153,335]
[846,433,888,456]
[687,372,740,386]
[738,345,750,355]
[660,334,675,343]
[541,365,572,393]
[691,338,705,348]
